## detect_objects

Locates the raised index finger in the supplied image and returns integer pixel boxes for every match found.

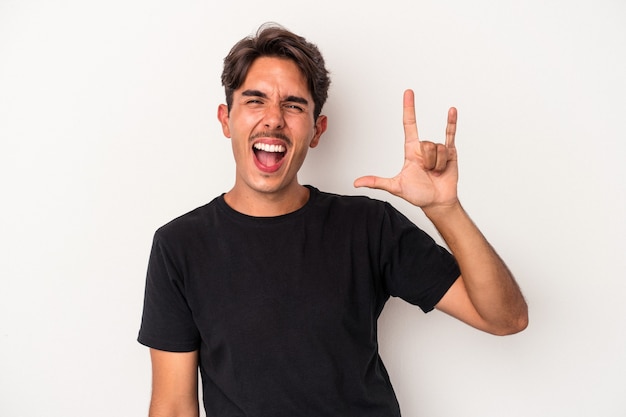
[403,89,419,143]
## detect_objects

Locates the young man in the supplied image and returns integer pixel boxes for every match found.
[138,24,528,417]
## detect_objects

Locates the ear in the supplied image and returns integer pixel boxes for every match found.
[217,104,231,138]
[309,115,327,149]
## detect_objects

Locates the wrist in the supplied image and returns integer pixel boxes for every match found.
[423,200,479,249]
[423,199,462,219]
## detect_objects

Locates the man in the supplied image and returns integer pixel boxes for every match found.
[138,23,528,417]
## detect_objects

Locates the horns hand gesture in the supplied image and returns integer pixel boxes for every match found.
[354,89,459,210]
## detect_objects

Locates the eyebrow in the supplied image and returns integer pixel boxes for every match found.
[241,89,309,106]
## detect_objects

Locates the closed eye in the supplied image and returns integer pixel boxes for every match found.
[241,89,267,106]
[285,104,304,112]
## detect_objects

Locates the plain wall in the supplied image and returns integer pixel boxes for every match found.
[1,1,625,416]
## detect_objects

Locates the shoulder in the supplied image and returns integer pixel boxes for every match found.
[153,196,222,243]
[309,186,388,214]
[308,187,411,227]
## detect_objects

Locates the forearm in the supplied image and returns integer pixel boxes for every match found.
[148,349,200,417]
[424,201,528,334]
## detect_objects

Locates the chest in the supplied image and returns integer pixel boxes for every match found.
[182,218,383,348]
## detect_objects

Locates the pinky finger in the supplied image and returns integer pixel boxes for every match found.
[446,107,458,148]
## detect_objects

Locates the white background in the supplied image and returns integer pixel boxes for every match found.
[1,1,625,416]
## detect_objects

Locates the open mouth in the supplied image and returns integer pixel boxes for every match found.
[253,142,287,172]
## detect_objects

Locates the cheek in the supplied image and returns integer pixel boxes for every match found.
[291,145,311,166]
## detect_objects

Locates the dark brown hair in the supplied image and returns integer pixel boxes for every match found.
[221,23,331,120]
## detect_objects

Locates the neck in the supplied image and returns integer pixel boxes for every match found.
[224,184,310,217]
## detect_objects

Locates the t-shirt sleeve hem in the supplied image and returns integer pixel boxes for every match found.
[137,333,199,353]
[419,269,461,313]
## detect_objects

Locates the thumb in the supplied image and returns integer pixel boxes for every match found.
[353,175,393,191]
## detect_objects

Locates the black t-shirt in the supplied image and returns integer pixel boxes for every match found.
[138,186,460,416]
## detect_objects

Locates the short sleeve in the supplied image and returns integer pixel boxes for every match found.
[137,232,200,352]
[379,203,460,312]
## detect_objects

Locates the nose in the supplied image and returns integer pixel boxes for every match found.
[263,104,285,130]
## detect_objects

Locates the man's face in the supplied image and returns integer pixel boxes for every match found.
[218,56,327,199]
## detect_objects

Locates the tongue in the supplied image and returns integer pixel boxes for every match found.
[257,150,282,167]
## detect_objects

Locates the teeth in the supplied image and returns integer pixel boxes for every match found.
[253,143,286,153]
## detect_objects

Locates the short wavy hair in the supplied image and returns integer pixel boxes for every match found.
[221,23,331,120]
